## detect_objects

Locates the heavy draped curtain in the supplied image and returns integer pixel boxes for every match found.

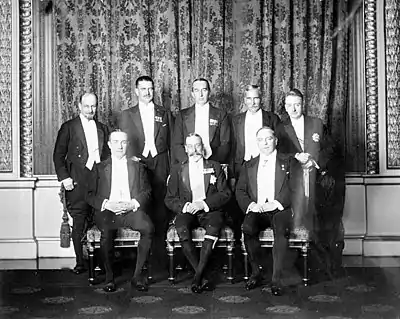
[38,0,349,174]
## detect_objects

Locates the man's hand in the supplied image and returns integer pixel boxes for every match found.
[104,201,126,214]
[62,177,75,191]
[295,152,312,165]
[187,201,205,214]
[260,202,279,213]
[248,202,263,213]
[302,159,314,170]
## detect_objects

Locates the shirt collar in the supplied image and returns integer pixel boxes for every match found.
[188,156,203,164]
[111,155,127,163]
[246,109,261,116]
[291,114,304,124]
[139,101,154,109]
[195,102,210,110]
[79,113,94,124]
[259,149,277,162]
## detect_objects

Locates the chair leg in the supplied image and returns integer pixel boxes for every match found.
[226,243,234,283]
[147,248,152,281]
[242,242,249,280]
[88,242,95,284]
[301,245,309,286]
[167,243,175,284]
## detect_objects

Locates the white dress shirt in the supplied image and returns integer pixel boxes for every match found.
[244,110,262,161]
[109,156,131,202]
[291,115,305,151]
[139,101,158,157]
[80,114,100,170]
[195,103,212,159]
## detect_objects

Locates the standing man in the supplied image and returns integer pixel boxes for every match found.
[165,133,231,293]
[119,76,173,269]
[86,130,154,292]
[279,89,334,230]
[172,78,231,165]
[236,127,302,296]
[53,92,110,274]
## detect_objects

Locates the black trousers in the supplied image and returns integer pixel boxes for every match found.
[65,183,92,267]
[95,209,154,283]
[242,209,292,283]
[141,152,171,269]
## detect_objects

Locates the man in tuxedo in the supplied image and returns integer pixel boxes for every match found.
[165,133,231,293]
[53,92,110,274]
[236,126,302,296]
[279,89,334,231]
[280,88,343,277]
[86,130,154,293]
[172,78,231,165]
[119,76,173,269]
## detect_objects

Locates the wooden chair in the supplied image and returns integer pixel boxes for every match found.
[240,226,310,286]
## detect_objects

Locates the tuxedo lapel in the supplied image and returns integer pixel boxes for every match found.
[285,121,302,152]
[154,106,162,139]
[184,107,195,135]
[203,160,211,192]
[209,105,218,139]
[129,106,145,140]
[96,121,104,153]
[181,163,191,194]
[248,157,259,202]
[127,160,136,197]
[75,117,88,151]
[274,156,285,197]
[237,113,245,150]
[303,116,312,153]
[103,160,112,195]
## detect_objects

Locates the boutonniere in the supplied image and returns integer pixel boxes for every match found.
[312,133,320,142]
[210,175,217,185]
[203,168,215,174]
[155,116,163,123]
[209,119,218,126]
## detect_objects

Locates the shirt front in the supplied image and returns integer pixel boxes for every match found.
[188,157,206,202]
[109,156,131,202]
[194,103,212,159]
[256,150,277,205]
[244,109,262,161]
[291,115,305,151]
[139,101,157,157]
[80,114,100,170]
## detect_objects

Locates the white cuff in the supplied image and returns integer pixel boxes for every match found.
[272,200,284,211]
[101,199,108,212]
[202,200,210,212]
[246,202,257,214]
[131,199,140,210]
[182,202,190,213]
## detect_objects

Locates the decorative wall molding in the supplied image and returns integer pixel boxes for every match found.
[19,0,33,177]
[385,0,400,169]
[364,0,379,174]
[0,0,13,172]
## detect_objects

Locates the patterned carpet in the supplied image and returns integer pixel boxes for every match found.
[1,265,400,318]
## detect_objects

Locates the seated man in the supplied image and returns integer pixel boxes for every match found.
[86,129,154,293]
[165,133,232,293]
[235,126,302,296]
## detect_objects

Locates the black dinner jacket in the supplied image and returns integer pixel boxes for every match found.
[235,153,303,215]
[164,159,232,215]
[53,116,110,183]
[85,157,151,213]
[172,104,231,164]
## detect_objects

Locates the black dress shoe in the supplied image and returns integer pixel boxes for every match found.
[201,279,215,292]
[245,274,262,291]
[90,277,105,286]
[71,266,87,275]
[191,276,203,294]
[271,283,283,296]
[103,282,116,293]
[131,276,148,292]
